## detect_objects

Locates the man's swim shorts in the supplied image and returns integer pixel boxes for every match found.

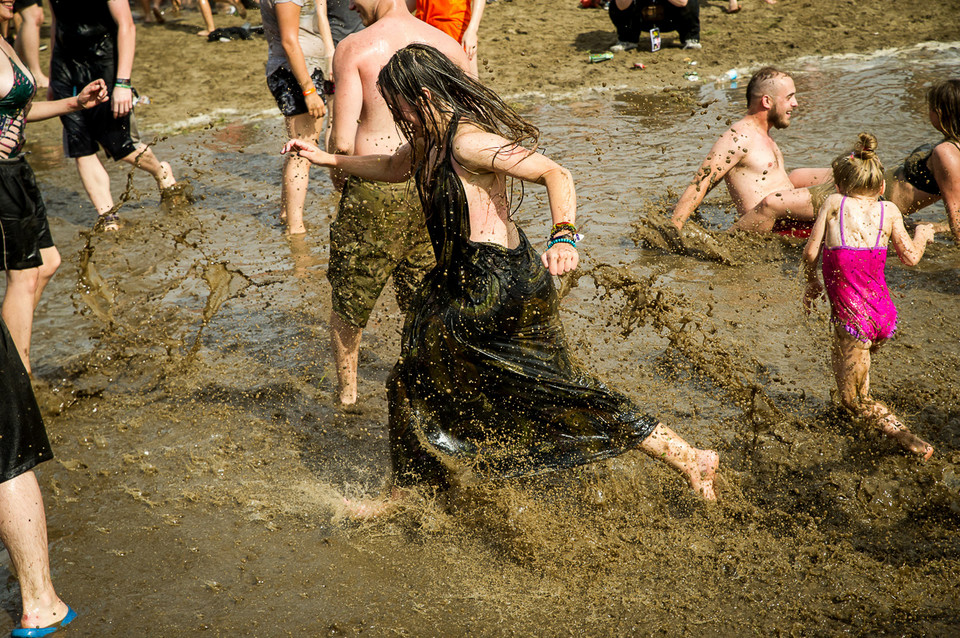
[328,176,435,328]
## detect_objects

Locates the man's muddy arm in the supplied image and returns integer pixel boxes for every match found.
[670,131,743,231]
[326,47,362,190]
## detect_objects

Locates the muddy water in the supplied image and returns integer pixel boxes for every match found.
[2,45,959,635]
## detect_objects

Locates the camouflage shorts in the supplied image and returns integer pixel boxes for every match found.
[328,176,435,328]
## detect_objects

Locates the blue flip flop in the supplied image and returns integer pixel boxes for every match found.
[11,606,77,637]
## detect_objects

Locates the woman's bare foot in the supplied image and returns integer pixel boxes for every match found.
[95,213,122,232]
[197,29,212,37]
[341,488,409,520]
[725,0,741,13]
[880,418,934,460]
[688,449,719,500]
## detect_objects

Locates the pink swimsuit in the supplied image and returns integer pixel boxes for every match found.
[821,196,897,343]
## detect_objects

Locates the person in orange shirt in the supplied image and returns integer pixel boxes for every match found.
[411,0,484,76]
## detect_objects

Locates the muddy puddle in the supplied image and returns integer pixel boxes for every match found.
[1,44,959,635]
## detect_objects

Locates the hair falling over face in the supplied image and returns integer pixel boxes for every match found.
[375,43,542,215]
[928,78,960,144]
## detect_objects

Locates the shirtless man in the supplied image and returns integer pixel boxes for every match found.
[325,0,467,405]
[671,67,832,234]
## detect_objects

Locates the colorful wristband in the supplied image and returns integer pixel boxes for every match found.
[115,78,131,89]
[302,86,317,97]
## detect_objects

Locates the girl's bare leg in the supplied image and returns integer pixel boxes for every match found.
[831,329,934,459]
[639,423,718,500]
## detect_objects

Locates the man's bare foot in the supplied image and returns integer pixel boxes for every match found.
[725,0,741,13]
[19,599,71,632]
[688,449,719,500]
[880,419,934,460]
[156,161,177,189]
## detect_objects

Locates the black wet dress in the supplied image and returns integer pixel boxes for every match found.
[387,122,659,488]
[0,317,52,483]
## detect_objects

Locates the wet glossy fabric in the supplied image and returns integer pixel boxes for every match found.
[388,120,659,487]
[0,317,53,483]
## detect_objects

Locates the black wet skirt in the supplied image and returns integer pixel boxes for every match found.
[0,317,52,483]
[388,229,659,488]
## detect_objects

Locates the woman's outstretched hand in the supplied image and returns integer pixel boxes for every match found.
[541,243,579,276]
[281,139,332,166]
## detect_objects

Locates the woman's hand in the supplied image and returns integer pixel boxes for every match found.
[76,80,109,110]
[281,138,333,166]
[541,242,579,276]
[305,91,327,120]
[461,28,479,62]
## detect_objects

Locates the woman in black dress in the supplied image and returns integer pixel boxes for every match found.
[284,44,718,509]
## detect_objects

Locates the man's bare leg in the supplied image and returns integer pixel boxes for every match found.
[0,472,70,630]
[639,423,718,500]
[832,330,934,459]
[75,154,115,215]
[120,145,177,190]
[330,311,362,406]
[13,4,48,88]
[281,112,321,235]
[733,187,815,233]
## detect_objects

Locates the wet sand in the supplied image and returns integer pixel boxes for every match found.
[3,2,960,636]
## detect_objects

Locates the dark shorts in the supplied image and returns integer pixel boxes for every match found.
[328,177,435,328]
[0,155,54,272]
[0,317,53,483]
[267,66,327,118]
[13,0,42,11]
[59,102,140,161]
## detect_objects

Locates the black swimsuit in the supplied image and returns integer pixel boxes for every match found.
[900,143,940,196]
[387,121,659,487]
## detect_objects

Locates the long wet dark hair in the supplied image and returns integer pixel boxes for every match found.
[377,43,540,200]
[928,79,960,145]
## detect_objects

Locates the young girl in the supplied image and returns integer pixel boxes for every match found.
[803,133,938,460]
[283,43,718,508]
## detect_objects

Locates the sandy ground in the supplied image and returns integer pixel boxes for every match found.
[3,1,960,636]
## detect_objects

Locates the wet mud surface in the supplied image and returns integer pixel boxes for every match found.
[2,5,960,637]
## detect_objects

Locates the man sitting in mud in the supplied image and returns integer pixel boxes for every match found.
[671,67,833,234]
[324,0,468,406]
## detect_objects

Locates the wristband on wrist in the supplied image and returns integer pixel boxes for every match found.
[547,236,577,250]
[302,85,317,97]
[115,78,132,89]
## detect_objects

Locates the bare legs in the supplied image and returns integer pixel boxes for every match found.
[639,423,718,500]
[0,472,70,630]
[1,247,61,374]
[75,147,176,228]
[330,310,362,406]
[196,0,216,36]
[281,112,322,235]
[13,4,48,88]
[832,328,934,459]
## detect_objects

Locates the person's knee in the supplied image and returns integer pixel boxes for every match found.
[6,269,41,295]
[39,251,61,281]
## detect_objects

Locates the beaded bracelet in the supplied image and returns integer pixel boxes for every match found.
[547,236,577,250]
[303,86,317,97]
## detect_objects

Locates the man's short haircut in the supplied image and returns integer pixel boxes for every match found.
[746,67,790,107]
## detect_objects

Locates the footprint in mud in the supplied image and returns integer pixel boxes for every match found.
[632,212,737,265]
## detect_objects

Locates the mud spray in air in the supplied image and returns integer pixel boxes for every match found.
[1,42,958,636]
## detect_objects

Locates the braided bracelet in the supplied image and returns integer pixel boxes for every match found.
[550,221,577,237]
[547,236,577,249]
